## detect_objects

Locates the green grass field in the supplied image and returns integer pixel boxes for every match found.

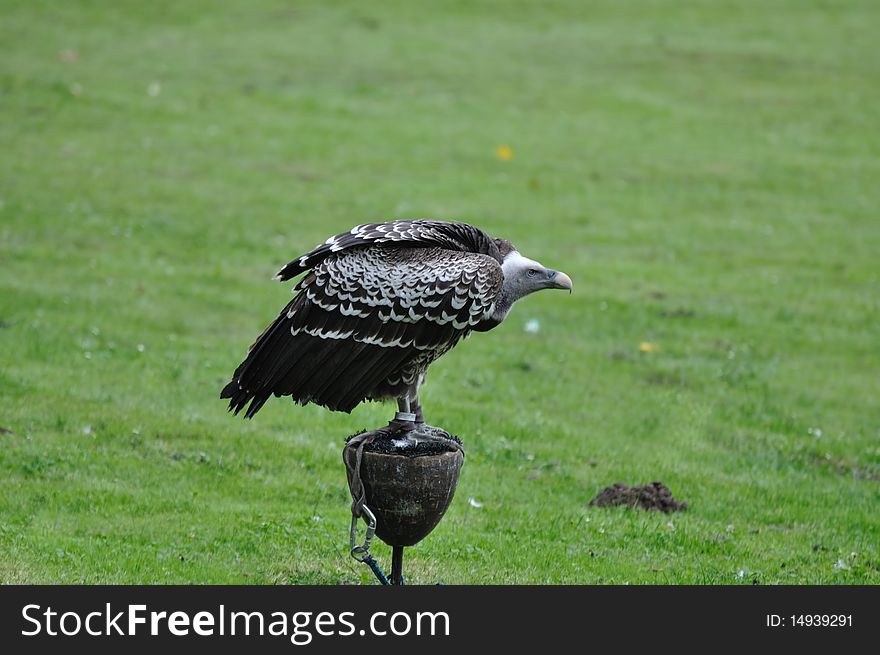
[2,0,878,584]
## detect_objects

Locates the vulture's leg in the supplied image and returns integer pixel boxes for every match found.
[411,395,425,424]
[393,396,416,429]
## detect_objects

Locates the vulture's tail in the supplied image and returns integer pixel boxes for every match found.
[220,297,303,419]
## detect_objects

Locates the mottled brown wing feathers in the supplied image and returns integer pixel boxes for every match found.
[274,219,502,282]
[221,244,503,417]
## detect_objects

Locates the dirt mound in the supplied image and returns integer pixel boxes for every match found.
[589,481,687,513]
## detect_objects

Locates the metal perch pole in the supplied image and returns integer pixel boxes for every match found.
[390,546,405,586]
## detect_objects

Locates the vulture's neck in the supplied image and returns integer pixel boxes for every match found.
[492,284,519,322]
[474,275,522,332]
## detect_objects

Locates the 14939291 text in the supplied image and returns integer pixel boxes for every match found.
[766,614,853,628]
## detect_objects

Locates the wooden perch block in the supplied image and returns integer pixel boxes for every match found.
[344,425,464,547]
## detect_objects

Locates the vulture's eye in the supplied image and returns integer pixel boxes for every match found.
[527,269,538,277]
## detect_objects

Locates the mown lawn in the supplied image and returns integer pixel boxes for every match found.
[1,0,878,584]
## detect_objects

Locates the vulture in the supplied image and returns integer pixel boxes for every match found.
[221,220,572,426]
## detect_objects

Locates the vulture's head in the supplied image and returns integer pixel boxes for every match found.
[499,248,573,308]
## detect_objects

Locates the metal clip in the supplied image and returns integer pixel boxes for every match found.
[349,504,377,562]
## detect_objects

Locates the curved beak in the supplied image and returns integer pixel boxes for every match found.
[546,269,573,292]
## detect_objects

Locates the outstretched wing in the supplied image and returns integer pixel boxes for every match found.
[221,245,503,418]
[273,219,502,282]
